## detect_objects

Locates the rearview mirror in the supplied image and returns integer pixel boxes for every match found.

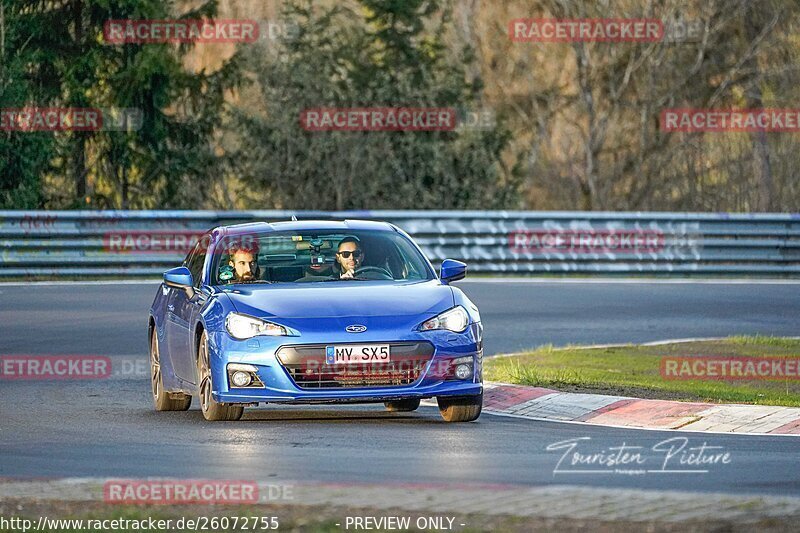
[163,266,193,289]
[440,259,466,284]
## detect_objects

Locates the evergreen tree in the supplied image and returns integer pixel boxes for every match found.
[1,0,243,208]
[231,0,521,210]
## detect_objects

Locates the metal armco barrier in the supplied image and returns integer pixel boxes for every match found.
[1,210,799,277]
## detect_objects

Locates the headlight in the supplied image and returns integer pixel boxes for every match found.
[225,312,287,339]
[419,306,469,333]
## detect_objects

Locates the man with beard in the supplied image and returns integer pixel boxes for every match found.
[224,239,260,283]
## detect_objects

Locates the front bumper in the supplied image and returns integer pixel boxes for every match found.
[207,323,483,405]
[215,381,483,404]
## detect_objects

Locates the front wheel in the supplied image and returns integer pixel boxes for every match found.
[437,393,482,422]
[197,331,244,421]
[384,399,420,412]
[150,329,191,411]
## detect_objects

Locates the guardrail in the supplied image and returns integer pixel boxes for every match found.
[1,210,799,277]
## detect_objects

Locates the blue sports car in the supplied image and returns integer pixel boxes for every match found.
[148,219,483,422]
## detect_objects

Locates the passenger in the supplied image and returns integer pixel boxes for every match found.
[225,239,260,283]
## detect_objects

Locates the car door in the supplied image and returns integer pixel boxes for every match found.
[166,240,206,382]
[179,248,213,385]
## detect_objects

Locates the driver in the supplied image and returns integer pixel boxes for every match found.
[336,236,363,279]
[225,239,260,283]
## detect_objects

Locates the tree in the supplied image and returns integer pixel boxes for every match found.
[0,0,62,208]
[477,0,800,211]
[230,0,522,210]
[2,0,243,209]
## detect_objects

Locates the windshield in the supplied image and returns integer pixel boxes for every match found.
[211,229,434,285]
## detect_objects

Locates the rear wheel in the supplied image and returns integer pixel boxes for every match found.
[197,331,244,421]
[384,399,420,412]
[437,393,482,422]
[150,329,191,411]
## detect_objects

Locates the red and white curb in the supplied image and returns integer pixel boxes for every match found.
[482,382,800,435]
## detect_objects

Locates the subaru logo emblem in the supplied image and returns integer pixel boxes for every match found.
[346,324,367,333]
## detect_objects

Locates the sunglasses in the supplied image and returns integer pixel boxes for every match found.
[336,250,363,259]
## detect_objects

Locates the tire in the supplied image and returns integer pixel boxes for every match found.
[197,331,244,421]
[437,393,482,422]
[150,329,191,411]
[384,398,421,412]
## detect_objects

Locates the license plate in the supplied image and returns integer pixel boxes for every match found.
[326,344,391,365]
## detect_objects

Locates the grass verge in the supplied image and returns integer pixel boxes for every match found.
[483,336,800,407]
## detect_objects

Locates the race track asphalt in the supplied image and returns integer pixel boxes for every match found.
[0,280,798,497]
[1,280,798,356]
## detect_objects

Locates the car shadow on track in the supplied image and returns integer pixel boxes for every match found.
[233,405,447,424]
[138,405,460,425]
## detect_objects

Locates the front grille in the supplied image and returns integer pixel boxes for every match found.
[277,342,435,389]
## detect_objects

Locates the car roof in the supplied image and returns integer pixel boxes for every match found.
[215,219,398,237]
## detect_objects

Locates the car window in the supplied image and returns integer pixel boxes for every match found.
[186,238,208,287]
[181,246,195,267]
[212,230,434,285]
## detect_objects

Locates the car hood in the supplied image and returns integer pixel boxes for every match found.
[220,280,454,320]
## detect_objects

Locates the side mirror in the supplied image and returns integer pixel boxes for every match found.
[440,259,466,284]
[164,266,193,289]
